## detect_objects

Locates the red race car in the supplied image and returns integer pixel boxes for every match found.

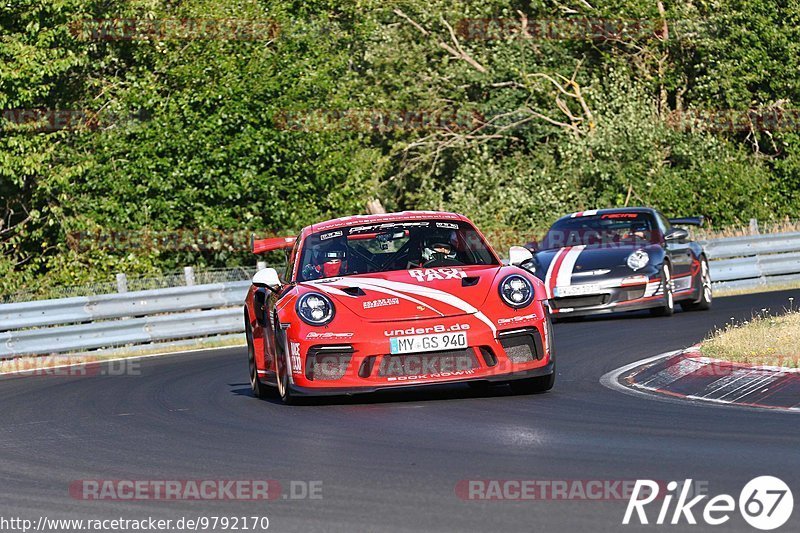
[244,211,554,403]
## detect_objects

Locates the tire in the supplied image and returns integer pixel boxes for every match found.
[246,320,271,400]
[649,263,675,317]
[508,370,555,395]
[274,334,297,405]
[681,256,712,312]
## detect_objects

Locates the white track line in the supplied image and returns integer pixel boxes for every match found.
[599,350,800,414]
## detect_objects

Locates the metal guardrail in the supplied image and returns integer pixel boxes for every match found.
[0,308,242,359]
[0,281,249,330]
[0,282,250,359]
[702,232,800,291]
[0,232,798,359]
[702,232,800,260]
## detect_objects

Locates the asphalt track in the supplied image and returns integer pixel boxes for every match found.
[1,289,799,532]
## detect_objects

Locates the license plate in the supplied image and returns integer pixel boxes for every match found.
[390,332,468,354]
[554,284,602,297]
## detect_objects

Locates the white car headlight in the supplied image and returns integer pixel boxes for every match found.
[499,274,534,308]
[626,249,650,271]
[296,292,335,326]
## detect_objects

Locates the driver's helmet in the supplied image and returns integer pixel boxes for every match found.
[303,238,348,280]
[421,230,458,262]
[318,239,347,278]
[629,221,649,239]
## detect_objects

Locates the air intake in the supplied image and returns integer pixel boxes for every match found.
[305,346,354,381]
[498,328,543,363]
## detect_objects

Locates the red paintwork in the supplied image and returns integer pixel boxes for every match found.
[252,236,296,254]
[244,212,551,393]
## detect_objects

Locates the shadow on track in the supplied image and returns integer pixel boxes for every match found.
[229,381,553,407]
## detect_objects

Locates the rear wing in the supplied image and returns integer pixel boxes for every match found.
[668,216,704,227]
[251,235,296,254]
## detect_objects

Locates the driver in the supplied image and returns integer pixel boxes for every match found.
[303,239,348,279]
[624,222,649,242]
[421,231,459,264]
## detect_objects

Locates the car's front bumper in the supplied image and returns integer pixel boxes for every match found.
[284,313,554,394]
[548,274,666,317]
[286,360,555,397]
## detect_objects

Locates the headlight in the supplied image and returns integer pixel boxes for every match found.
[499,274,534,308]
[626,249,649,271]
[296,292,335,326]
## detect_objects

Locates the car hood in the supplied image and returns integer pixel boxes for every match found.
[532,244,662,284]
[298,265,502,321]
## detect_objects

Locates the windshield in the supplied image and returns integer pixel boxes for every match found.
[541,212,661,250]
[296,220,499,281]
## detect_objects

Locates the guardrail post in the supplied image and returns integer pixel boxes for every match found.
[749,218,760,234]
[256,261,267,271]
[116,273,128,293]
[184,266,195,286]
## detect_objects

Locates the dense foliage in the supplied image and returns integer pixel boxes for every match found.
[1,0,798,295]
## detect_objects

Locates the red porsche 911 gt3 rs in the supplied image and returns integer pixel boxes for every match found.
[244,211,555,403]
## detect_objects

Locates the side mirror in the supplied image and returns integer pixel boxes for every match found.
[253,267,281,292]
[665,228,689,241]
[509,246,534,266]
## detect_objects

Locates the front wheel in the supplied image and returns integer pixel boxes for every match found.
[681,257,712,311]
[649,263,675,317]
[246,321,271,400]
[508,371,555,395]
[275,334,298,405]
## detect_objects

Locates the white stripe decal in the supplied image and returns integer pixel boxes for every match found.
[278,283,355,314]
[555,245,585,288]
[544,248,568,299]
[312,282,446,317]
[276,297,294,314]
[322,277,497,334]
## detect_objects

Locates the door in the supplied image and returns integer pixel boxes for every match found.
[656,210,694,292]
